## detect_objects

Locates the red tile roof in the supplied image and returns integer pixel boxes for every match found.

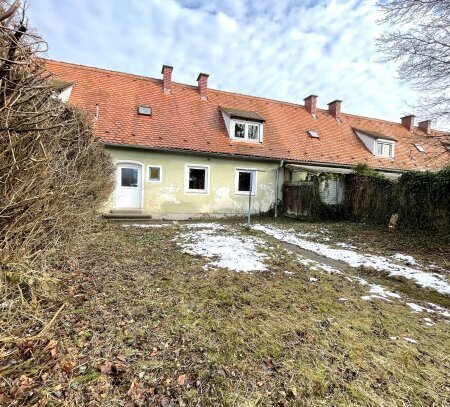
[45,59,450,172]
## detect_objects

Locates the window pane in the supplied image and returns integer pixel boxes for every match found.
[189,168,206,190]
[234,123,245,138]
[121,168,138,187]
[248,124,259,140]
[238,171,251,192]
[149,167,160,181]
[376,142,383,155]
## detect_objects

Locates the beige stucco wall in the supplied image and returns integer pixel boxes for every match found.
[106,147,281,219]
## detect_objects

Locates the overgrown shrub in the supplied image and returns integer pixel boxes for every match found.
[344,173,396,225]
[397,168,450,231]
[344,165,450,232]
[0,1,114,315]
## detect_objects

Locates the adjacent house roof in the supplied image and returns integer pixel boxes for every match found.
[44,59,450,172]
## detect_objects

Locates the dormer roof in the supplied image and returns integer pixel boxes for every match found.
[219,106,265,123]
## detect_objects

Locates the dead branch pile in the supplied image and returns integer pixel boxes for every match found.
[0,1,114,313]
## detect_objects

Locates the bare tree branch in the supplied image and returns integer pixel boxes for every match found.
[377,0,450,127]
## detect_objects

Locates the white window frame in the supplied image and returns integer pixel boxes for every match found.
[184,164,210,194]
[147,165,162,183]
[374,139,395,158]
[231,119,263,142]
[235,168,257,196]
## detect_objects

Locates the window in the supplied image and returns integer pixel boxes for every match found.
[235,169,256,195]
[234,123,245,138]
[307,130,319,139]
[138,106,152,116]
[248,124,259,140]
[232,121,262,142]
[148,166,161,182]
[121,168,138,187]
[185,165,209,194]
[375,140,394,158]
[414,144,425,153]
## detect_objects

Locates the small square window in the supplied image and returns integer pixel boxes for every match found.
[185,165,209,194]
[236,170,256,195]
[148,166,161,182]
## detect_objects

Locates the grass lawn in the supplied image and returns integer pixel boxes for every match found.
[1,219,449,406]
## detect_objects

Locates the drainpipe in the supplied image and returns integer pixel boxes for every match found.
[274,160,284,218]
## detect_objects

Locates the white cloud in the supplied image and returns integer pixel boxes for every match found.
[28,0,419,123]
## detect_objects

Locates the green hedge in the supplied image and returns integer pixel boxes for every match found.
[344,166,450,232]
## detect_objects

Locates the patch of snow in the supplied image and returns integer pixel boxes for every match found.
[370,295,391,302]
[361,296,372,301]
[355,277,368,286]
[368,284,401,299]
[404,337,417,344]
[423,317,434,327]
[338,298,348,302]
[284,271,295,275]
[297,255,341,274]
[406,303,424,313]
[253,224,450,295]
[177,225,267,273]
[393,253,419,265]
[336,242,357,250]
[183,223,225,229]
[426,303,450,318]
[389,336,397,341]
[309,277,318,282]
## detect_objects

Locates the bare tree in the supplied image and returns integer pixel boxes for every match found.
[377,0,450,126]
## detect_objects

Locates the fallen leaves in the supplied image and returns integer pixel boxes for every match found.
[43,339,58,357]
[176,374,186,386]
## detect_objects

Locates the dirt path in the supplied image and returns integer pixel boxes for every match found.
[280,241,350,271]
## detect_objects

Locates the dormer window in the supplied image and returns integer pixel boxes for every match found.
[232,120,261,141]
[219,106,265,143]
[375,140,394,158]
[353,128,396,159]
[50,79,74,103]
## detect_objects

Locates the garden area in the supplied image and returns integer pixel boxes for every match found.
[1,219,449,406]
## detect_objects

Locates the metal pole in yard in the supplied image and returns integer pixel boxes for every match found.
[247,170,253,227]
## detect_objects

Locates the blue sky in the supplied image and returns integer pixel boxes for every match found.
[27,0,417,123]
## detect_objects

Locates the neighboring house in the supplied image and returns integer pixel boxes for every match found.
[45,60,450,219]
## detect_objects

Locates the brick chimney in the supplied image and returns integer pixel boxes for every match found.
[401,115,415,131]
[197,72,209,101]
[328,100,342,120]
[161,65,173,94]
[418,119,431,134]
[304,95,318,117]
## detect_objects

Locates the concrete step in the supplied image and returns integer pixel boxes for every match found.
[102,211,152,220]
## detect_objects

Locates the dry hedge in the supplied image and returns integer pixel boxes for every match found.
[0,1,114,309]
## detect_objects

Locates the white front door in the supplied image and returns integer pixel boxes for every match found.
[115,163,142,209]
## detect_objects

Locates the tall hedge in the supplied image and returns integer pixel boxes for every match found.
[396,168,450,231]
[343,166,450,233]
